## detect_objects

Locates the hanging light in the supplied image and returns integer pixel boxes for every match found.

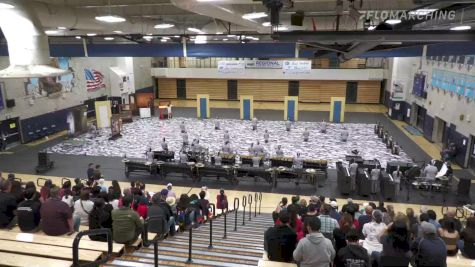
[450,25,471,31]
[0,3,14,9]
[187,27,205,34]
[104,37,115,41]
[242,12,267,20]
[154,23,175,29]
[386,19,401,25]
[95,15,126,23]
[262,22,271,27]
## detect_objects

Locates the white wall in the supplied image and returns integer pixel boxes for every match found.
[133,57,153,91]
[151,68,385,81]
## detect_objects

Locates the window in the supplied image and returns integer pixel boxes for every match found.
[176,79,186,99]
[288,81,299,96]
[228,80,238,100]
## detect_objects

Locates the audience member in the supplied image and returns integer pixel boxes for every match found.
[438,218,459,256]
[87,163,95,180]
[89,198,112,241]
[73,190,94,231]
[0,179,17,229]
[299,199,308,217]
[98,178,108,193]
[333,213,356,253]
[411,222,447,267]
[406,208,418,230]
[17,187,42,232]
[329,200,341,221]
[293,217,335,267]
[110,180,122,200]
[264,210,297,263]
[373,217,411,266]
[111,195,143,244]
[459,216,475,259]
[40,186,73,236]
[412,213,430,240]
[439,210,462,233]
[303,203,318,221]
[427,209,441,229]
[72,178,84,198]
[199,191,210,220]
[318,203,340,238]
[92,164,102,180]
[59,180,72,198]
[148,193,176,237]
[216,189,228,213]
[362,210,387,255]
[358,205,373,232]
[10,180,23,204]
[335,229,369,267]
[166,183,176,198]
[39,179,53,203]
[382,205,395,225]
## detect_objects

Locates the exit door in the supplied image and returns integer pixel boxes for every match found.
[346,82,358,103]
[0,117,20,148]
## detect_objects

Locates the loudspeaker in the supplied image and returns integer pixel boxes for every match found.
[457,177,471,197]
[291,11,304,26]
[6,99,15,108]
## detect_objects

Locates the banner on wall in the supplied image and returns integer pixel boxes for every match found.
[282,60,312,74]
[218,61,245,73]
[245,60,282,69]
[85,68,106,92]
[431,68,475,100]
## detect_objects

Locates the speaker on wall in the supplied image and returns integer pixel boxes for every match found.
[6,99,15,108]
[291,11,305,26]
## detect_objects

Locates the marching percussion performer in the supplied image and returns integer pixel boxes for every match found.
[275,145,284,157]
[161,138,168,152]
[303,128,310,142]
[285,120,291,131]
[252,155,260,168]
[252,117,258,131]
[223,130,230,143]
[292,152,304,185]
[248,143,256,156]
[179,151,188,163]
[221,141,232,154]
[370,164,381,194]
[215,120,221,130]
[214,152,222,166]
[182,130,189,146]
[264,130,270,144]
[145,147,154,162]
[180,121,186,133]
[349,159,358,192]
[255,141,265,156]
[341,126,349,142]
[392,167,403,199]
[320,121,327,134]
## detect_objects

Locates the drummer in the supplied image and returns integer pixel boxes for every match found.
[303,128,310,142]
[252,117,258,131]
[223,130,230,143]
[392,167,403,198]
[191,139,201,153]
[248,143,256,155]
[145,147,154,162]
[252,154,260,168]
[292,152,304,185]
[370,164,381,194]
[179,151,188,163]
[214,152,222,166]
[161,138,168,152]
[182,130,189,146]
[285,120,291,131]
[180,121,186,133]
[275,145,284,157]
[341,126,349,142]
[215,120,221,130]
[255,141,265,156]
[264,130,270,144]
[349,159,358,192]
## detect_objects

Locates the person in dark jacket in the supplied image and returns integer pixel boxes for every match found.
[17,187,41,232]
[87,163,95,180]
[335,228,369,267]
[198,191,210,221]
[264,210,297,263]
[411,222,447,267]
[0,179,17,228]
[147,192,175,236]
[89,198,112,241]
[459,216,475,259]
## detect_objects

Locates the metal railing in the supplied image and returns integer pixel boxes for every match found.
[143,215,167,267]
[36,177,47,187]
[242,195,247,226]
[258,192,263,215]
[208,203,215,249]
[248,194,252,221]
[72,229,112,267]
[254,192,258,217]
[61,177,70,186]
[233,197,239,231]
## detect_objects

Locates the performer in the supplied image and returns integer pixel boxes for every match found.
[182,130,189,146]
[292,152,304,185]
[392,142,401,155]
[340,126,349,142]
[221,141,232,154]
[285,120,291,131]
[252,155,260,168]
[161,138,168,151]
[215,120,221,130]
[392,167,402,199]
[441,142,457,161]
[179,151,188,163]
[264,130,270,144]
[214,152,222,166]
[423,160,438,182]
[145,147,154,162]
[370,164,381,194]
[223,130,230,143]
[191,139,201,153]
[248,143,255,156]
[118,118,123,133]
[387,136,394,149]
[252,117,258,131]
[255,141,265,156]
[167,103,173,119]
[275,145,284,157]
[349,159,358,192]
[320,121,327,134]
[303,128,310,142]
[180,121,186,133]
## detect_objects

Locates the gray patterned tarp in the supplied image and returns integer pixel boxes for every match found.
[49,117,412,169]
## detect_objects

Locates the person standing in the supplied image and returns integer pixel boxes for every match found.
[293,153,304,185]
[216,189,228,213]
[320,121,327,134]
[179,151,188,164]
[335,229,369,267]
[87,163,95,180]
[179,121,186,133]
[370,165,381,194]
[349,160,358,192]
[166,183,176,199]
[264,130,270,144]
[214,120,220,130]
[264,210,297,263]
[285,120,291,132]
[362,210,387,255]
[423,161,438,182]
[341,126,349,142]
[392,167,403,199]
[221,141,232,154]
[223,130,230,143]
[411,222,447,267]
[303,128,309,142]
[252,117,258,131]
[182,131,189,146]
[161,138,168,152]
[275,145,284,157]
[214,152,222,166]
[166,103,172,119]
[0,131,6,151]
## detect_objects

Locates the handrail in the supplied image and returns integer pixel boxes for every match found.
[254,192,258,217]
[36,177,47,187]
[143,215,167,267]
[233,197,239,231]
[248,194,252,221]
[223,208,227,239]
[72,229,112,267]
[61,177,70,186]
[242,195,247,226]
[258,192,262,215]
[186,221,193,264]
[208,203,215,249]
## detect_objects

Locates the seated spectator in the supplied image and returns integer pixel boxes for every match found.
[358,205,373,232]
[341,198,358,214]
[427,209,441,229]
[111,195,143,244]
[24,181,40,201]
[73,190,94,231]
[166,183,176,198]
[39,179,53,203]
[10,179,24,204]
[334,213,356,253]
[110,180,121,200]
[148,193,176,236]
[335,229,369,267]
[382,205,395,225]
[92,164,102,180]
[177,193,192,229]
[133,190,149,219]
[17,187,42,232]
[438,218,459,256]
[293,217,335,267]
[362,210,387,255]
[373,217,411,267]
[318,203,339,239]
[0,179,17,229]
[411,213,430,240]
[59,180,72,198]
[264,210,297,263]
[411,222,447,267]
[199,191,210,221]
[40,186,73,236]
[89,198,112,241]
[459,216,475,259]
[439,210,462,233]
[72,178,84,198]
[406,208,418,233]
[108,188,120,209]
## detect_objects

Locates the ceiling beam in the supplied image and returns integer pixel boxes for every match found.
[276,30,475,43]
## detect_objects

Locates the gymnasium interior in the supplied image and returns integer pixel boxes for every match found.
[0,0,475,266]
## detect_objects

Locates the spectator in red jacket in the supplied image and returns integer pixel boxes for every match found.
[216,189,228,213]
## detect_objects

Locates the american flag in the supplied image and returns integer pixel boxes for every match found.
[85,68,105,92]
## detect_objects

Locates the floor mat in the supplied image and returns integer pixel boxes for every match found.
[403,125,423,136]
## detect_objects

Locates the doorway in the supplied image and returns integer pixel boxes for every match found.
[346,81,358,103]
[416,106,426,131]
[0,117,20,149]
[432,117,446,144]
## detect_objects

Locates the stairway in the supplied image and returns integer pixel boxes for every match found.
[106,211,274,267]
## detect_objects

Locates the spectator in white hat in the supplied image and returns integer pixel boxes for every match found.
[166,183,176,198]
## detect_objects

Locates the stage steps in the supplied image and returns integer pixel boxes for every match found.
[106,212,274,267]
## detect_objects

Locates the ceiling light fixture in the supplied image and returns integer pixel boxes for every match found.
[57,26,67,30]
[87,33,97,36]
[95,15,126,23]
[216,32,223,35]
[113,30,123,34]
[174,35,180,38]
[187,27,205,34]
[223,38,228,41]
[227,34,236,37]
[276,26,288,31]
[262,22,271,27]
[386,19,401,25]
[195,35,207,44]
[143,36,153,41]
[0,3,14,9]
[242,12,267,20]
[162,36,170,40]
[44,30,59,35]
[75,36,82,39]
[161,39,167,42]
[450,25,471,31]
[104,37,114,40]
[154,23,175,29]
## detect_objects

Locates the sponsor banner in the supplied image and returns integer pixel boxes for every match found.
[245,60,282,69]
[218,61,245,73]
[282,60,312,74]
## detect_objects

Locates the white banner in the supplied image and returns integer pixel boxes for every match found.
[282,60,312,74]
[245,60,283,69]
[218,61,245,73]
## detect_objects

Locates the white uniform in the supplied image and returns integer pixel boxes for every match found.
[180,123,186,132]
[252,118,258,130]
[370,168,381,193]
[214,155,222,166]
[285,121,291,131]
[179,152,188,163]
[224,132,230,142]
[303,130,309,142]
[182,132,189,144]
[264,132,269,143]
[392,170,402,198]
[341,130,349,142]
[423,165,438,181]
[252,156,260,168]
[293,156,303,169]
[276,147,284,157]
[349,162,358,191]
[161,141,168,151]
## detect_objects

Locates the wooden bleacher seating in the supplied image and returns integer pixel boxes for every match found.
[258,259,298,267]
[0,251,72,267]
